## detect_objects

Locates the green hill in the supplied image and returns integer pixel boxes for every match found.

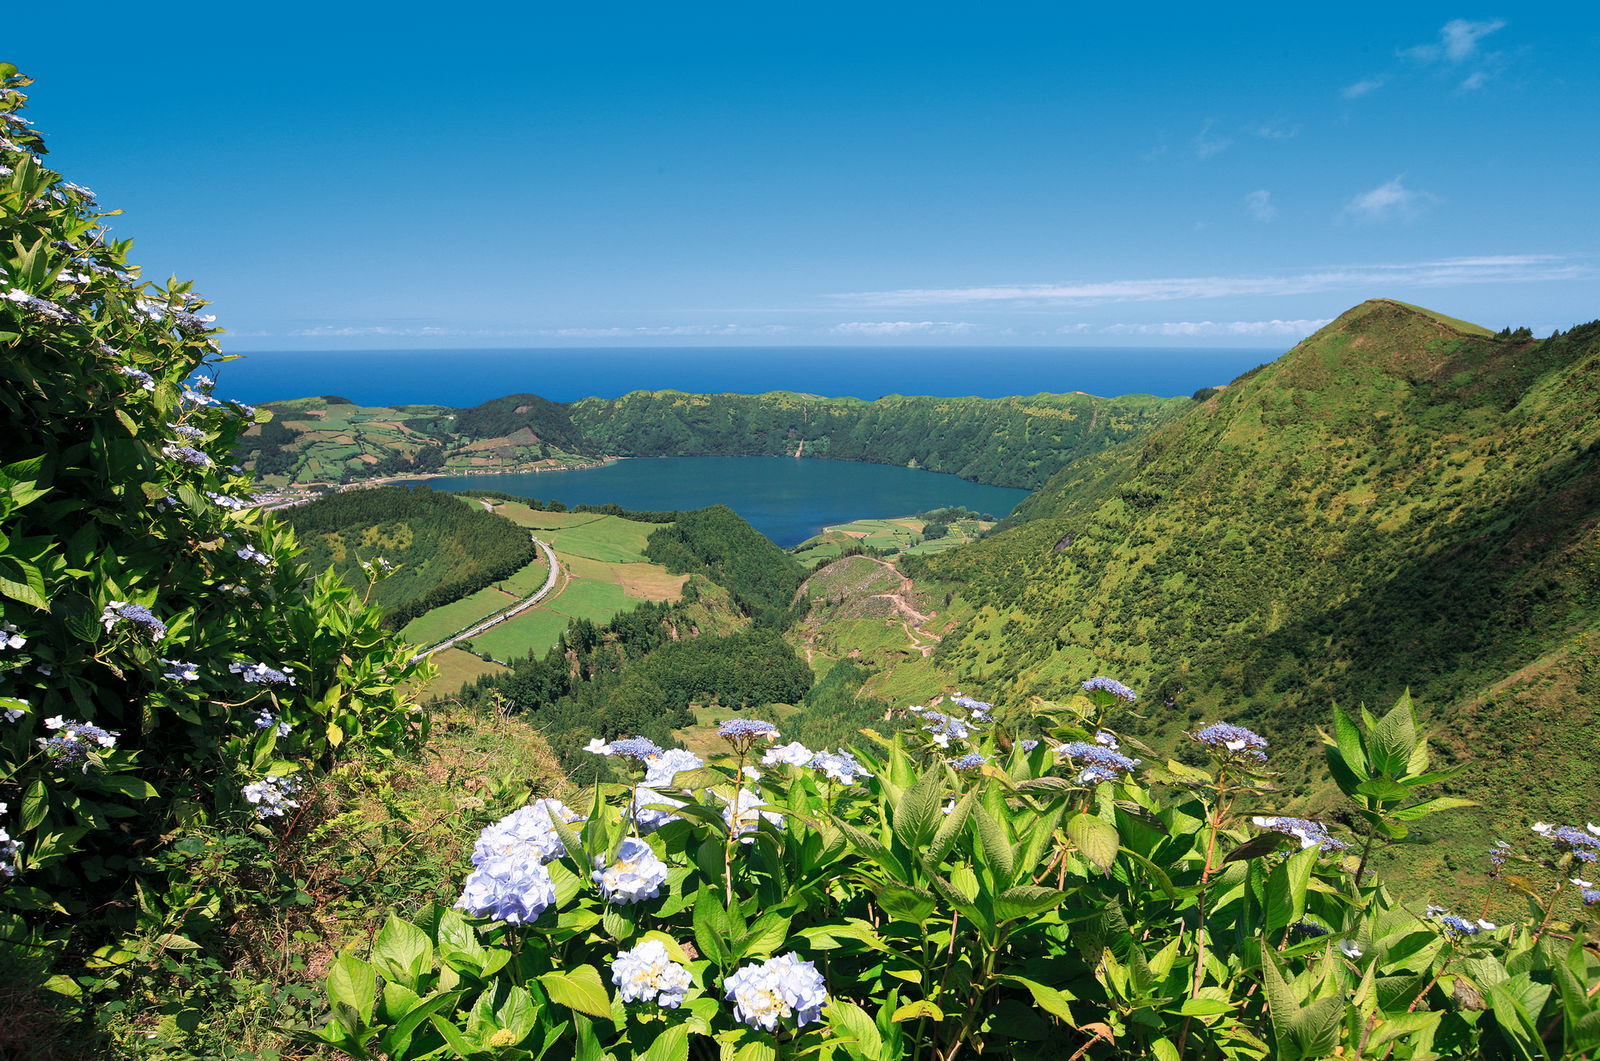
[239,389,1189,490]
[919,300,1600,883]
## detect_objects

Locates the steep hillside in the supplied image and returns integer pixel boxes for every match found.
[923,301,1600,860]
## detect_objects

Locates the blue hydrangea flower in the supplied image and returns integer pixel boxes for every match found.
[949,752,987,770]
[1019,739,1040,752]
[1058,741,1142,784]
[1582,889,1600,906]
[1488,840,1513,869]
[236,544,272,565]
[1425,906,1495,938]
[810,749,872,784]
[168,423,205,440]
[229,660,295,685]
[724,953,828,1032]
[721,788,782,843]
[607,736,664,762]
[950,693,993,720]
[1531,822,1600,864]
[762,741,815,767]
[1093,730,1120,749]
[1191,723,1268,761]
[593,837,670,905]
[1,622,26,650]
[719,718,780,748]
[473,799,583,866]
[922,711,971,748]
[117,365,156,392]
[253,710,292,737]
[1251,816,1349,853]
[0,815,17,879]
[160,659,199,682]
[38,716,118,769]
[101,601,167,641]
[242,775,299,819]
[643,747,703,787]
[1082,676,1138,701]
[611,939,693,1007]
[161,442,212,467]
[632,787,688,833]
[206,492,250,511]
[456,853,556,924]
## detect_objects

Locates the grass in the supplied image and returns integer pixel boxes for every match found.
[427,647,507,695]
[789,515,994,568]
[543,577,633,623]
[674,702,802,760]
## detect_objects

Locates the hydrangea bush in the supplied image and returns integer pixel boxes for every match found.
[0,63,429,1013]
[320,684,1600,1060]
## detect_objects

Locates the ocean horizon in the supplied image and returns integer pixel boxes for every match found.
[211,345,1278,407]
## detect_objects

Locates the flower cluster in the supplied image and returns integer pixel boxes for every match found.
[630,749,703,832]
[1425,905,1495,938]
[719,718,780,752]
[474,800,584,866]
[1082,676,1138,702]
[161,442,212,467]
[161,658,199,682]
[762,741,815,767]
[1251,816,1349,853]
[1191,722,1268,761]
[242,775,300,820]
[101,600,167,641]
[236,543,272,565]
[253,710,292,737]
[602,736,664,762]
[950,693,993,720]
[593,837,670,905]
[457,855,556,925]
[206,491,251,510]
[809,749,872,784]
[0,805,16,878]
[38,716,117,768]
[117,364,156,391]
[611,939,692,1008]
[229,660,296,685]
[720,787,783,843]
[1531,822,1600,864]
[0,623,24,650]
[949,752,987,771]
[920,711,971,748]
[724,953,828,1031]
[1058,741,1141,784]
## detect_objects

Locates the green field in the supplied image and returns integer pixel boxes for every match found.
[399,552,548,648]
[790,514,993,567]
[494,507,656,563]
[467,608,575,662]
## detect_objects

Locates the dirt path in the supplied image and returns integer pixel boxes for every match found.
[863,557,941,657]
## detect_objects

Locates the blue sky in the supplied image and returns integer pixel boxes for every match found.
[15,2,1600,348]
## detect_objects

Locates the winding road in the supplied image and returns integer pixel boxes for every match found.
[409,535,561,661]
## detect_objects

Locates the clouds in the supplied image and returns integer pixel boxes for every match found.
[1350,17,1510,98]
[1404,18,1506,64]
[834,255,1584,307]
[538,324,794,338]
[1340,176,1438,224]
[829,321,976,336]
[1341,77,1387,100]
[1070,319,1333,338]
[1245,190,1277,222]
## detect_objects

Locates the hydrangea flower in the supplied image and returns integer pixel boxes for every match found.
[253,710,292,737]
[236,544,272,565]
[593,837,670,905]
[949,752,987,770]
[1488,840,1513,869]
[1058,741,1142,784]
[724,953,828,1031]
[1191,723,1268,761]
[161,442,212,467]
[38,717,118,769]
[1093,730,1120,749]
[1531,822,1600,864]
[1582,889,1600,906]
[720,788,783,843]
[2,700,24,723]
[583,738,613,756]
[1425,906,1495,938]
[607,736,664,762]
[473,799,583,866]
[0,819,17,879]
[611,939,693,1008]
[229,660,295,685]
[809,749,872,784]
[922,711,971,748]
[633,787,688,833]
[1082,676,1138,701]
[101,601,167,641]
[160,659,199,682]
[1251,816,1349,853]
[1338,940,1364,958]
[243,775,299,819]
[950,693,993,720]
[168,423,205,440]
[1018,739,1039,752]
[762,741,815,767]
[457,853,555,924]
[206,491,250,510]
[0,622,24,650]
[643,747,703,787]
[719,718,780,750]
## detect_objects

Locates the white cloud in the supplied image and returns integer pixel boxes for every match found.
[1341,76,1386,99]
[1249,120,1300,140]
[1245,189,1277,222]
[1405,18,1507,64]
[1341,176,1437,224]
[833,255,1584,307]
[829,321,977,336]
[1193,119,1232,160]
[1076,319,1333,338]
[538,324,793,338]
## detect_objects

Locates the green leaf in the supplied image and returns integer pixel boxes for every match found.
[826,999,884,1058]
[878,884,937,924]
[327,952,377,1025]
[891,999,944,1022]
[1067,813,1118,874]
[1390,796,1477,821]
[429,1013,480,1058]
[997,975,1076,1025]
[538,964,612,1019]
[639,1023,690,1061]
[971,804,1016,882]
[1329,703,1368,776]
[994,885,1067,922]
[1366,691,1416,778]
[693,888,730,966]
[891,764,946,851]
[153,933,202,951]
[1264,846,1316,933]
[20,780,47,832]
[1257,944,1303,1061]
[371,914,434,990]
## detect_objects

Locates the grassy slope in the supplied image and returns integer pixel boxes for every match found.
[918,301,1600,893]
[789,514,994,568]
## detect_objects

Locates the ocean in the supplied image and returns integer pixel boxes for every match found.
[212,346,1276,407]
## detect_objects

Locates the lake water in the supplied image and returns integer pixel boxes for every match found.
[410,456,1032,547]
[215,345,1275,406]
